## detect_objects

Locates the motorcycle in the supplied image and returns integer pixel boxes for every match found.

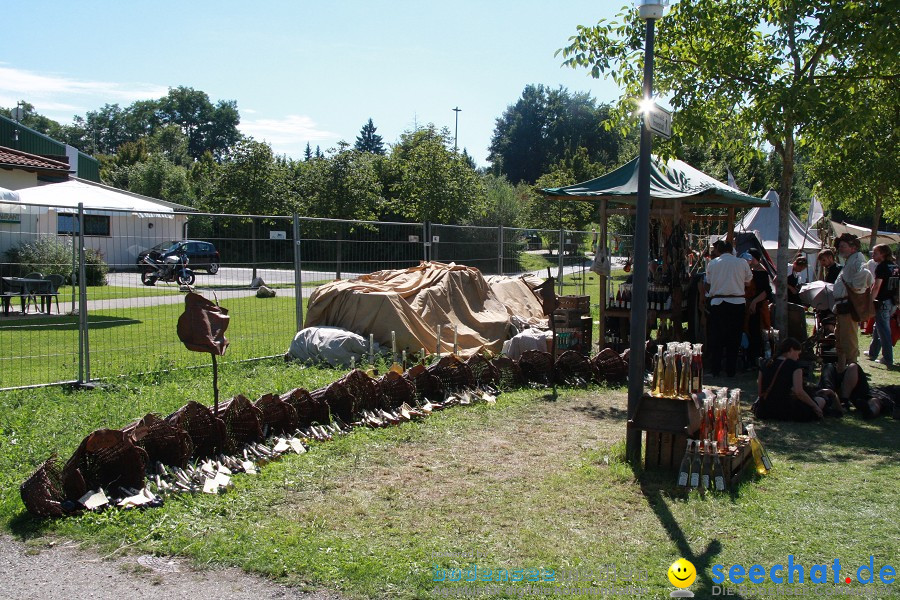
[141,251,195,286]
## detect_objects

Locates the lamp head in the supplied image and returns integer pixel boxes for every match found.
[636,0,668,20]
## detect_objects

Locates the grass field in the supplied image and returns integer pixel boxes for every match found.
[1,355,897,599]
[0,294,305,388]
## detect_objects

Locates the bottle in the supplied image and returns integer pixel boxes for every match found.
[689,440,702,489]
[691,344,703,393]
[676,439,692,487]
[615,288,622,308]
[746,423,773,475]
[711,441,727,491]
[700,440,712,491]
[728,389,742,444]
[715,398,728,449]
[679,350,692,398]
[653,345,665,396]
[763,330,773,359]
[699,396,709,440]
[664,353,677,396]
[705,392,716,441]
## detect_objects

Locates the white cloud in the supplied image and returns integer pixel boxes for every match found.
[0,65,168,116]
[239,114,338,156]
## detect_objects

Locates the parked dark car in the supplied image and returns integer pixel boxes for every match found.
[137,240,220,274]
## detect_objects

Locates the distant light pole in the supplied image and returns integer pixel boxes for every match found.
[625,0,668,466]
[452,107,462,152]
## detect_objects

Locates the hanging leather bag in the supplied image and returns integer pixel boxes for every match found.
[177,292,230,355]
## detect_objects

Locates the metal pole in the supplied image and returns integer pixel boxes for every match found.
[293,213,304,331]
[558,228,565,296]
[625,17,656,466]
[251,217,258,282]
[452,107,461,153]
[497,224,503,276]
[423,222,429,263]
[78,202,90,383]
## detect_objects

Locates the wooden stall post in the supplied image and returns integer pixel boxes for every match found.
[726,208,736,244]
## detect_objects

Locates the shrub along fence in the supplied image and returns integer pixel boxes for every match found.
[0,200,602,390]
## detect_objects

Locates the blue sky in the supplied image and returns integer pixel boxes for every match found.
[2,0,627,165]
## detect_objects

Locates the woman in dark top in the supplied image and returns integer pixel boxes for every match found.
[743,248,773,364]
[753,338,837,421]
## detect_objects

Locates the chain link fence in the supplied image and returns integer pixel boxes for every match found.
[1,199,617,390]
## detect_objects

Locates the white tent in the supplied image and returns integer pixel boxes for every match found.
[830,221,900,247]
[13,179,177,218]
[0,186,20,202]
[3,179,190,270]
[735,190,821,280]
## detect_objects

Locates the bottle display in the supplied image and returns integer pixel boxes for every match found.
[746,423,773,474]
[711,441,726,491]
[650,342,704,397]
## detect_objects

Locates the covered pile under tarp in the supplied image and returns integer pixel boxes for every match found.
[305,262,535,357]
[484,274,547,326]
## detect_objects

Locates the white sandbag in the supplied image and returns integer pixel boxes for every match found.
[502,327,552,361]
[287,326,382,367]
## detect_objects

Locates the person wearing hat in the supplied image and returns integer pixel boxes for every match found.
[786,254,808,305]
[832,233,874,371]
[742,248,773,364]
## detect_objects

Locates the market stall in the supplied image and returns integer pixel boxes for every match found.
[541,155,769,349]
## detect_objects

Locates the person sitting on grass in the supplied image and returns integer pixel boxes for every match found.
[819,362,898,419]
[752,337,843,421]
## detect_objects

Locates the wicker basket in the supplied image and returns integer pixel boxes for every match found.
[492,356,524,389]
[311,381,356,423]
[591,348,628,383]
[466,354,499,385]
[519,350,554,385]
[281,388,331,427]
[62,429,148,500]
[404,364,444,403]
[378,371,415,410]
[554,350,596,384]
[131,413,194,469]
[339,369,383,412]
[216,394,264,451]
[167,401,227,459]
[255,393,300,435]
[427,355,475,391]
[20,455,67,518]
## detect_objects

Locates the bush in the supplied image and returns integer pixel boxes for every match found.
[2,237,108,286]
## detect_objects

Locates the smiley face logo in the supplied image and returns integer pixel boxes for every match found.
[667,558,696,588]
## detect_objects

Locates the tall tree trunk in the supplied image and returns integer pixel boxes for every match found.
[870,193,883,250]
[775,136,795,343]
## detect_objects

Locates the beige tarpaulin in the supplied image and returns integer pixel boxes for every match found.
[484,274,548,326]
[304,262,541,356]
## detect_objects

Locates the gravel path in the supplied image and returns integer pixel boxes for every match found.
[0,534,342,600]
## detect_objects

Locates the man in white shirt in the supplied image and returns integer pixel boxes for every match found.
[705,240,752,376]
[832,233,874,371]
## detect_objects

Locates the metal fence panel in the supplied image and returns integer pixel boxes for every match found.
[0,201,80,388]
[1,201,628,390]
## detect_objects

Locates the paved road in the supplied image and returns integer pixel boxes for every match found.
[0,534,340,600]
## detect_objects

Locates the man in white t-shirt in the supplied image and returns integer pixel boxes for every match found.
[705,240,752,376]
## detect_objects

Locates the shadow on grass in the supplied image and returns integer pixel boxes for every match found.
[639,470,748,600]
[7,509,52,541]
[755,413,900,466]
[0,315,141,331]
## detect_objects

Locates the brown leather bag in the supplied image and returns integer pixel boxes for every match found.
[177,292,230,355]
[848,287,875,322]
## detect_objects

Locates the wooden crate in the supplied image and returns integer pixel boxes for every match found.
[645,431,689,469]
[720,439,753,488]
[552,308,588,326]
[557,295,590,312]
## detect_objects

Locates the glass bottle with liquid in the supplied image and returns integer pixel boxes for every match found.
[700,440,712,491]
[652,345,665,396]
[727,389,742,444]
[663,353,677,396]
[746,423,773,475]
[704,391,716,441]
[676,439,692,487]
[689,440,702,489]
[715,398,728,450]
[711,441,727,491]
[691,344,703,393]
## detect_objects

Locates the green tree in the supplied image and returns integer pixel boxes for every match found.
[805,77,899,245]
[303,142,313,161]
[127,153,194,204]
[298,145,382,221]
[488,84,622,184]
[467,174,525,227]
[388,125,484,224]
[354,118,386,155]
[210,138,293,215]
[559,0,897,336]
[158,87,241,160]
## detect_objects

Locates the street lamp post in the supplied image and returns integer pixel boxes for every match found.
[452,107,461,153]
[625,0,667,466]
